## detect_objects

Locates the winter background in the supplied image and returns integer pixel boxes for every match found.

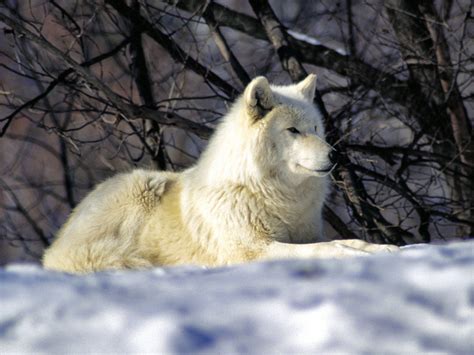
[1,241,473,353]
[1,1,473,353]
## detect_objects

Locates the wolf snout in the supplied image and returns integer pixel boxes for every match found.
[314,150,338,173]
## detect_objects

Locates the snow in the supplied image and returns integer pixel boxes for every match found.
[1,241,473,353]
[288,30,348,56]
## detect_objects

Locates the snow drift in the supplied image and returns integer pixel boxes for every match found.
[1,241,473,353]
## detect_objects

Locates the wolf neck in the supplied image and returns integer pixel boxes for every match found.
[194,129,266,187]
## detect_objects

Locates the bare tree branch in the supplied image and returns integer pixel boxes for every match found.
[128,0,167,170]
[0,178,50,247]
[105,0,239,100]
[169,0,437,122]
[323,206,358,240]
[249,0,307,82]
[419,0,473,171]
[386,0,472,236]
[0,12,213,139]
[200,0,250,87]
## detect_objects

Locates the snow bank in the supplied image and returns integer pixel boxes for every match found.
[1,241,473,353]
[287,30,348,55]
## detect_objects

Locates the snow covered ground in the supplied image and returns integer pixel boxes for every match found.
[1,241,473,353]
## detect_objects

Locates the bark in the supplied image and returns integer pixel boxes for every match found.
[129,0,167,170]
[249,0,306,82]
[419,0,473,173]
[386,0,473,236]
[419,0,473,236]
[201,1,250,87]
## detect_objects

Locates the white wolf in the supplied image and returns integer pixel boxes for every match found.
[43,75,397,273]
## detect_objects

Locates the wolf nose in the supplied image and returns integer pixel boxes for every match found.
[329,150,340,165]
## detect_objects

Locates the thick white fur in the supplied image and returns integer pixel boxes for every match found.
[43,75,397,273]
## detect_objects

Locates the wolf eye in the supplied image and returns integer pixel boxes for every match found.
[314,126,318,133]
[287,127,300,134]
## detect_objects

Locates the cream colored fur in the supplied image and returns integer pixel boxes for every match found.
[43,75,397,273]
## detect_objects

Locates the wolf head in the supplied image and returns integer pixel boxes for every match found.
[243,74,335,183]
[199,74,335,188]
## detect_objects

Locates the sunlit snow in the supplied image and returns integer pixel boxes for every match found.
[288,30,348,56]
[1,241,473,353]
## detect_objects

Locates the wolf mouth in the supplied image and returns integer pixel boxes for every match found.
[297,164,334,174]
[314,167,333,173]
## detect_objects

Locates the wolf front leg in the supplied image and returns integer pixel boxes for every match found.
[257,239,399,261]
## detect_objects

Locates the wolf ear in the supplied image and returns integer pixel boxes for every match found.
[296,74,317,102]
[244,76,274,121]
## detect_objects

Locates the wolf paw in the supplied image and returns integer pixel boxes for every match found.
[366,244,399,253]
[335,239,399,254]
